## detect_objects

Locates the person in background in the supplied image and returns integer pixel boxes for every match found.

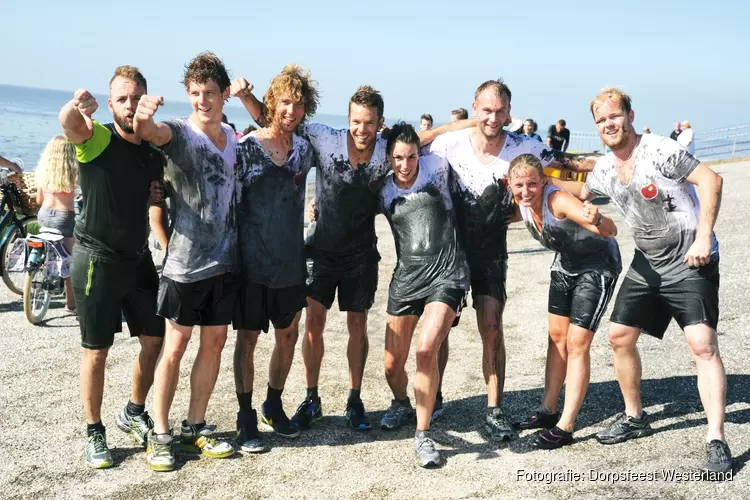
[670,121,682,141]
[643,126,651,134]
[451,108,469,122]
[521,119,543,142]
[420,114,434,131]
[34,135,79,310]
[547,120,570,152]
[677,120,695,155]
[0,154,23,174]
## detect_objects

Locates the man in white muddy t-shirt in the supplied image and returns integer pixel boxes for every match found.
[424,79,566,442]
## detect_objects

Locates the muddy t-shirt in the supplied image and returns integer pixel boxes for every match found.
[298,123,389,256]
[236,133,315,288]
[519,185,621,277]
[585,133,717,286]
[379,155,469,301]
[425,129,563,265]
[160,118,238,283]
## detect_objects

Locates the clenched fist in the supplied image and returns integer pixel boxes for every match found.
[582,200,601,225]
[135,95,164,121]
[72,89,98,118]
[230,77,254,99]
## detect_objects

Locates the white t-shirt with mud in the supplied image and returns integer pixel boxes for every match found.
[425,129,564,264]
[161,118,238,283]
[298,123,390,257]
[585,133,717,286]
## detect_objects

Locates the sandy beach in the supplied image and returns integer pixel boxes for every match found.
[1,160,748,500]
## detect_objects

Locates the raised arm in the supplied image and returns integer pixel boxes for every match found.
[230,78,267,127]
[133,95,172,146]
[59,89,98,144]
[683,164,722,267]
[549,189,617,237]
[418,119,476,146]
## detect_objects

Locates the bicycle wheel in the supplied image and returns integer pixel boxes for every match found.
[1,216,38,295]
[24,269,50,324]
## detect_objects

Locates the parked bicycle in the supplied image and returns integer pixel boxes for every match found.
[0,168,39,294]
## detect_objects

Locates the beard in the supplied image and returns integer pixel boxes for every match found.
[114,112,135,134]
[480,122,504,139]
[602,125,632,149]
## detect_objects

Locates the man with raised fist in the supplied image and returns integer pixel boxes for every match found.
[58,66,166,469]
[134,52,238,472]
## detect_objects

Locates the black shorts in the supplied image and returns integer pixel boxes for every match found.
[468,258,507,305]
[548,270,618,332]
[157,273,240,327]
[387,286,467,327]
[610,260,720,339]
[233,281,307,333]
[306,247,379,312]
[72,246,164,350]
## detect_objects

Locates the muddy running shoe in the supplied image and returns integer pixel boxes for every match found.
[414,431,441,468]
[534,426,574,449]
[146,433,175,472]
[595,411,654,445]
[515,410,560,431]
[431,394,445,423]
[261,401,300,439]
[84,431,113,469]
[345,400,372,431]
[485,407,514,442]
[116,407,153,447]
[701,440,734,478]
[291,397,323,430]
[236,409,266,453]
[179,423,235,458]
[380,398,415,431]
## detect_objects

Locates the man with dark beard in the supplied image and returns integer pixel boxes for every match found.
[59,66,166,469]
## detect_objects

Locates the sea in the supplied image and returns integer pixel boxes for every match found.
[0,84,353,171]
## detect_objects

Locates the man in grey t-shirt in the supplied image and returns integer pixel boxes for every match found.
[557,88,731,476]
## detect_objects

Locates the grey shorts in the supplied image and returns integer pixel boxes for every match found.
[37,207,76,238]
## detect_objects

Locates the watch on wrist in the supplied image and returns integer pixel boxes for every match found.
[595,213,603,226]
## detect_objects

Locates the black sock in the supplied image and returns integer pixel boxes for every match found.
[237,391,253,412]
[267,385,283,405]
[306,387,319,401]
[436,390,443,402]
[126,400,145,417]
[87,421,105,436]
[347,388,361,404]
[182,420,205,431]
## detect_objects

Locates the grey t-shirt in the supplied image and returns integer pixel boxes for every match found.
[585,134,717,286]
[298,123,389,256]
[379,155,469,301]
[161,118,238,283]
[519,184,621,277]
[236,133,315,288]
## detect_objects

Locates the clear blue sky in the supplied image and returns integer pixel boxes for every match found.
[2,0,749,135]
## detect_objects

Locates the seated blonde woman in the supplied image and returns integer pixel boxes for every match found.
[35,135,79,310]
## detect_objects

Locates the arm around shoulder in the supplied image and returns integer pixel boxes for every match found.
[418,119,475,146]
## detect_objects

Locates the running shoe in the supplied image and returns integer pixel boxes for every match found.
[485,407,514,442]
[701,440,734,477]
[515,410,560,431]
[345,400,372,431]
[414,432,441,468]
[290,397,323,430]
[431,394,445,423]
[116,406,153,447]
[261,401,300,439]
[380,398,415,431]
[534,426,574,449]
[84,431,113,469]
[595,411,654,445]
[146,433,175,472]
[179,423,235,458]
[236,409,267,453]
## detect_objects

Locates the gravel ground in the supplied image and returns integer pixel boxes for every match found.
[1,160,748,500]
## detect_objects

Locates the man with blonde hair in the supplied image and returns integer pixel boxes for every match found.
[58,65,166,469]
[556,88,731,477]
[677,120,695,155]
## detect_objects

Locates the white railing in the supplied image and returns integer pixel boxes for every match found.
[567,132,602,154]
[694,125,750,159]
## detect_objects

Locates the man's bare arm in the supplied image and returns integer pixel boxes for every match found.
[230,78,267,127]
[133,95,172,146]
[149,202,169,250]
[0,154,22,174]
[418,119,476,146]
[687,164,722,239]
[547,177,595,201]
[59,89,98,144]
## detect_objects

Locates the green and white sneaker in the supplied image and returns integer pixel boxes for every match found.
[116,407,153,447]
[180,423,235,458]
[85,431,113,469]
[146,433,175,472]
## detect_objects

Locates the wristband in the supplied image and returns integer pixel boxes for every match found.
[595,213,603,226]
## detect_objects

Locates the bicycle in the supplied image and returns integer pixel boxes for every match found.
[0,167,39,294]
